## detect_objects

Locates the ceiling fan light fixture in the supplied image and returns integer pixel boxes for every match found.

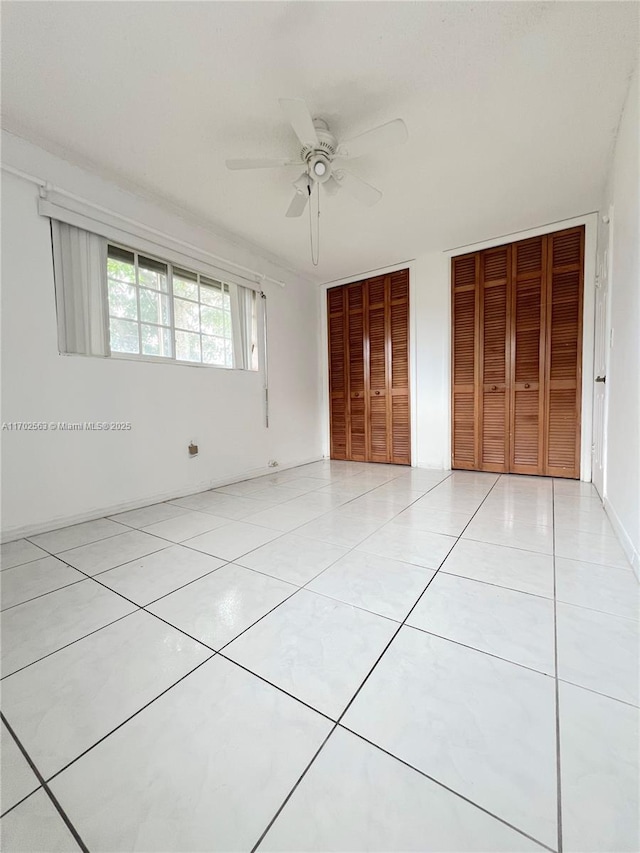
[308,152,331,183]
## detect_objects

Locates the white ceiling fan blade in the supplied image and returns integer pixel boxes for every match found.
[286,190,309,218]
[323,175,340,197]
[334,169,382,206]
[226,157,301,170]
[338,119,408,159]
[279,98,319,147]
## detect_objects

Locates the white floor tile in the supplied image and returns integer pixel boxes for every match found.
[140,510,230,543]
[553,480,600,498]
[407,573,555,674]
[28,518,126,554]
[560,681,640,853]
[148,563,295,648]
[1,581,135,677]
[555,528,629,568]
[0,789,81,852]
[4,463,637,849]
[108,503,189,529]
[1,557,86,611]
[343,628,557,848]
[1,722,39,814]
[296,512,382,548]
[58,531,167,576]
[307,550,434,621]
[243,502,328,532]
[358,522,456,569]
[440,538,554,597]
[0,539,48,571]
[473,498,553,527]
[169,491,272,519]
[556,602,639,705]
[2,610,210,778]
[226,590,398,718]
[184,521,281,561]
[392,505,473,536]
[463,517,553,554]
[260,726,543,852]
[553,503,614,536]
[97,545,225,605]
[49,656,331,852]
[556,557,640,620]
[236,534,348,586]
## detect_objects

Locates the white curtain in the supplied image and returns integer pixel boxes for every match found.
[230,283,258,370]
[51,221,110,356]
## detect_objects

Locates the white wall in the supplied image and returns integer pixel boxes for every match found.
[1,134,323,540]
[600,69,640,575]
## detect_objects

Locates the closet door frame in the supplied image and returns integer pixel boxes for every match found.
[446,213,597,481]
[321,262,417,467]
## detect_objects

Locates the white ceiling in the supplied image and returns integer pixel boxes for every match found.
[2,1,638,283]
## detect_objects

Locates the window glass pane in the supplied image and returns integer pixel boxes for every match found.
[175,330,201,362]
[140,289,169,325]
[224,340,234,367]
[200,305,226,336]
[110,318,139,354]
[174,298,200,332]
[223,310,232,336]
[173,276,199,300]
[141,324,171,358]
[107,256,135,284]
[202,335,226,366]
[139,259,168,292]
[108,281,138,320]
[200,283,224,308]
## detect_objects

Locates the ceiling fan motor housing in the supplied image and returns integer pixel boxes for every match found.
[301,118,337,183]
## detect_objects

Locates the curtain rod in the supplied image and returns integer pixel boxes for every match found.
[2,163,286,288]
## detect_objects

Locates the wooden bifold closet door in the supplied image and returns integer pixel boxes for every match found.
[451,226,584,478]
[328,269,410,465]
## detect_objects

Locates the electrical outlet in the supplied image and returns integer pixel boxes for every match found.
[268,459,279,468]
[188,442,199,457]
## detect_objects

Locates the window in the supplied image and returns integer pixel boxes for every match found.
[106,244,255,369]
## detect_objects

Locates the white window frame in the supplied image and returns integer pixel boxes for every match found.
[107,241,253,370]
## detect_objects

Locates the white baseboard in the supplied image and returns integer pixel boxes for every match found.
[1,455,324,543]
[603,496,640,581]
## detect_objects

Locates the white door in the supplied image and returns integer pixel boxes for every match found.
[592,209,613,499]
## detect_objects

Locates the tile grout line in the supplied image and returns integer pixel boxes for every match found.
[0,711,90,852]
[4,465,569,850]
[552,479,564,853]
[337,724,557,853]
[250,471,508,851]
[0,469,453,683]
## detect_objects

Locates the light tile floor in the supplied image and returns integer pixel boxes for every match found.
[0,461,638,852]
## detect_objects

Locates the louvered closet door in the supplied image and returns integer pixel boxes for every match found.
[327,287,347,460]
[328,270,411,465]
[544,227,584,478]
[479,247,510,472]
[389,270,411,464]
[451,226,584,478]
[366,275,390,463]
[451,254,479,469]
[346,282,366,461]
[510,237,546,474]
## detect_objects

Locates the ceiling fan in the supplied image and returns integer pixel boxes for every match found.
[226,99,408,218]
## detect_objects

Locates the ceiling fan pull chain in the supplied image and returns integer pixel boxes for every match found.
[309,181,320,266]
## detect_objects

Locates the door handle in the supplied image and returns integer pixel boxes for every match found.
[524,383,530,389]
[375,390,381,395]
[595,375,606,383]
[491,385,497,391]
